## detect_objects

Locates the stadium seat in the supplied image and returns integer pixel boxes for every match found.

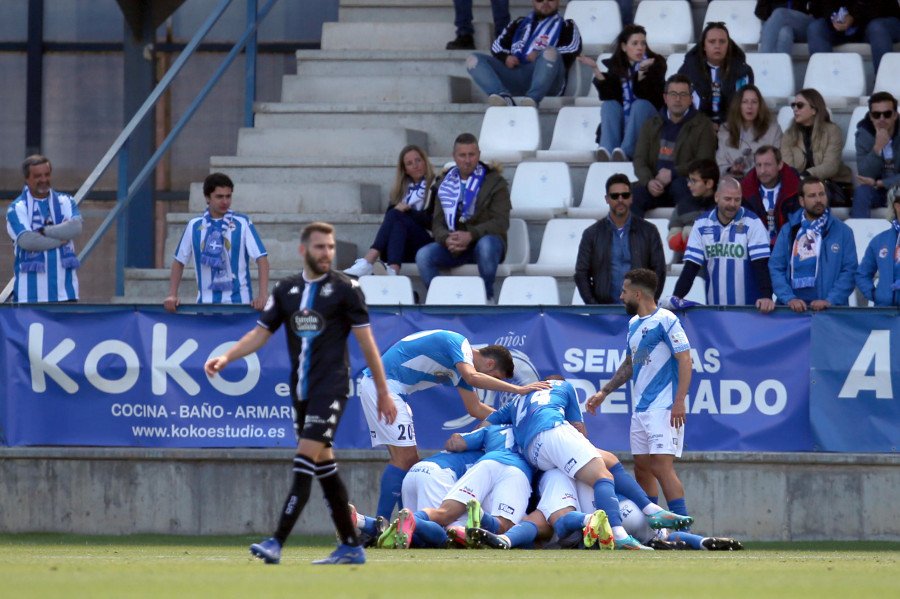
[845,218,892,266]
[634,1,693,54]
[358,275,416,305]
[568,162,637,219]
[509,162,573,220]
[841,105,868,163]
[449,217,530,276]
[571,287,586,305]
[564,1,623,56]
[425,275,488,305]
[497,275,561,305]
[478,106,541,163]
[703,1,761,46]
[777,105,834,137]
[573,53,610,107]
[665,52,685,80]
[524,218,595,276]
[535,107,601,163]
[802,53,866,108]
[661,274,707,305]
[744,53,794,106]
[873,53,900,99]
[646,217,674,266]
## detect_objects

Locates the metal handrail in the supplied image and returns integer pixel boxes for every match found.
[1,0,277,302]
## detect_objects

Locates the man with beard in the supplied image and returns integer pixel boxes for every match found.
[585,268,693,525]
[768,177,858,312]
[204,222,393,565]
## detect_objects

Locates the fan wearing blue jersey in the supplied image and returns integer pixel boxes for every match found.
[671,176,776,313]
[586,268,693,525]
[358,329,550,521]
[6,155,82,303]
[164,172,269,312]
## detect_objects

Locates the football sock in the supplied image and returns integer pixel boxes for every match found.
[592,478,623,528]
[668,531,704,549]
[609,462,652,510]
[316,460,359,547]
[667,497,689,517]
[505,521,539,547]
[648,495,659,504]
[360,515,377,537]
[376,464,407,520]
[412,511,447,547]
[480,511,500,534]
[273,454,315,545]
[553,510,589,538]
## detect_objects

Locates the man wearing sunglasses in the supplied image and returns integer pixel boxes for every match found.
[574,173,666,304]
[854,92,900,218]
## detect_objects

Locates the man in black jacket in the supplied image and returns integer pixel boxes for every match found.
[574,174,666,304]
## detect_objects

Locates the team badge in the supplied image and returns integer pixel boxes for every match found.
[289,308,325,339]
[831,243,840,253]
[288,286,301,295]
[321,283,334,297]
[735,222,745,234]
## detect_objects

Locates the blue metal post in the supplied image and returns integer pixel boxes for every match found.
[245,0,258,127]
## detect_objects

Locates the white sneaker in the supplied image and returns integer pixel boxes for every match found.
[612,148,628,162]
[519,97,537,108]
[344,258,374,277]
[385,266,398,276]
[597,147,611,162]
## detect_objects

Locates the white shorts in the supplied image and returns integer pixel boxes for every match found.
[445,460,531,525]
[400,461,458,513]
[536,468,579,521]
[630,409,684,457]
[619,498,656,544]
[525,423,599,477]
[359,376,416,447]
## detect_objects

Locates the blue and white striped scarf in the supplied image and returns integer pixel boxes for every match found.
[404,179,427,211]
[200,208,234,291]
[621,61,641,117]
[19,187,80,273]
[511,12,563,62]
[437,164,486,232]
[790,209,829,289]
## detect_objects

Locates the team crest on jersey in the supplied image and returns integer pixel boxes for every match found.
[830,243,841,253]
[289,308,325,339]
[288,286,301,295]
[735,222,745,234]
[321,282,334,297]
[879,246,888,259]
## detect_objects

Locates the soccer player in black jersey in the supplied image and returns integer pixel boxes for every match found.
[205,222,393,565]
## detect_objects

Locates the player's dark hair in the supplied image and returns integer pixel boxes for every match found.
[624,268,658,296]
[480,345,514,379]
[203,172,234,197]
[688,158,719,189]
[605,173,632,194]
[799,176,825,198]
[301,221,335,245]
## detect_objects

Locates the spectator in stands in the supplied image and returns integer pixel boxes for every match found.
[670,176,775,313]
[742,145,802,248]
[577,24,667,162]
[344,145,436,277]
[415,133,510,303]
[716,85,783,179]
[807,2,870,63]
[853,92,900,218]
[757,1,817,54]
[677,21,753,128]
[769,176,857,312]
[466,0,582,108]
[164,172,269,312]
[631,74,717,217]
[6,154,82,302]
[446,1,510,50]
[781,88,852,204]
[574,173,666,304]
[859,1,900,72]
[667,159,719,260]
[856,190,900,306]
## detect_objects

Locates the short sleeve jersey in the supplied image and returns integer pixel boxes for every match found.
[363,329,475,398]
[487,379,583,452]
[627,307,691,412]
[460,424,533,479]
[257,270,369,402]
[416,450,483,478]
[683,207,770,305]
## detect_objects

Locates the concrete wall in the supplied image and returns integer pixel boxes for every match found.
[1,448,898,541]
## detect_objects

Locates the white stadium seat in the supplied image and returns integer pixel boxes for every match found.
[568,162,637,219]
[842,106,868,163]
[571,287,586,305]
[802,53,866,108]
[478,106,541,162]
[745,53,794,105]
[634,1,694,53]
[873,53,900,99]
[358,275,415,305]
[845,218,892,266]
[509,162,573,220]
[574,53,610,107]
[703,1,761,46]
[498,275,561,305]
[665,52,685,80]
[535,107,601,163]
[646,217,674,266]
[565,1,623,56]
[425,275,487,305]
[661,275,707,305]
[449,218,530,277]
[524,218,595,276]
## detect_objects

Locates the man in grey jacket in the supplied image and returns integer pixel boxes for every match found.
[854,91,900,217]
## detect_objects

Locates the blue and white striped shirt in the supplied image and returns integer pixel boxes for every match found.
[627,308,691,412]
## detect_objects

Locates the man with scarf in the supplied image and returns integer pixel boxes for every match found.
[856,190,900,307]
[631,74,717,218]
[769,176,857,312]
[164,172,269,312]
[6,155,82,302]
[853,92,900,218]
[466,0,581,108]
[415,133,510,303]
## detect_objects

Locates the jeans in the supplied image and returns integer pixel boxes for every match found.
[866,17,900,72]
[850,185,887,218]
[415,235,505,299]
[467,48,566,104]
[631,177,692,217]
[370,208,434,266]
[808,18,866,55]
[599,99,657,158]
[453,0,510,37]
[759,8,814,53]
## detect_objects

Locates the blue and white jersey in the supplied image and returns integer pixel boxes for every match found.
[173,212,267,304]
[459,425,532,479]
[683,207,770,305]
[415,450,482,479]
[362,330,475,398]
[627,307,691,412]
[6,189,80,302]
[486,380,583,452]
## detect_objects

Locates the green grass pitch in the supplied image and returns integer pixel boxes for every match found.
[2,534,898,599]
